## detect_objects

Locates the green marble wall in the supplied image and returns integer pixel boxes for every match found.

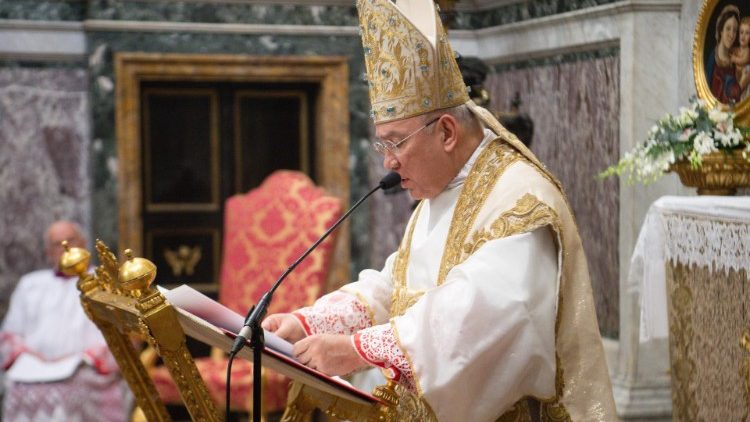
[87,1,358,25]
[451,0,620,30]
[87,30,372,277]
[0,0,85,21]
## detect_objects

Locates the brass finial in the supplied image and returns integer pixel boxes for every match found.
[59,240,91,277]
[118,249,157,295]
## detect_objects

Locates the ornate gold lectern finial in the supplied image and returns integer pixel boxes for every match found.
[59,240,91,277]
[118,249,157,298]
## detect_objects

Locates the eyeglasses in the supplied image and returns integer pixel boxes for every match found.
[372,116,440,156]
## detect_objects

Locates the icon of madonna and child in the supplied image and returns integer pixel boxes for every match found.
[706,3,750,104]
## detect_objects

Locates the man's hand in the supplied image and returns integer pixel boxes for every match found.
[293,334,369,376]
[261,313,306,343]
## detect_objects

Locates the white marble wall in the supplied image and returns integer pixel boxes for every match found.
[0,67,90,319]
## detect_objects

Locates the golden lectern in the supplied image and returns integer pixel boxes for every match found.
[60,240,436,421]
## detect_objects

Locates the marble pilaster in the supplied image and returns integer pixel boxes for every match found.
[0,66,90,320]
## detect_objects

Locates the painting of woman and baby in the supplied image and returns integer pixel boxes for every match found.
[705,3,750,104]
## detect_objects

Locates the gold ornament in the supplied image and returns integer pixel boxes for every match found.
[357,0,469,123]
[671,150,750,195]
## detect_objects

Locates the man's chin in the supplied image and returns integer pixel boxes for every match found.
[406,189,427,201]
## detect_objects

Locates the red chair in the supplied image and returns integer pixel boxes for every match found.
[149,170,343,418]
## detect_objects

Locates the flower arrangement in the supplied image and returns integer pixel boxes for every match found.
[599,99,750,184]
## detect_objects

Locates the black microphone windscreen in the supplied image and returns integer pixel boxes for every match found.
[379,171,401,190]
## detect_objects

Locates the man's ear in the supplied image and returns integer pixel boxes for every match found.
[440,115,459,152]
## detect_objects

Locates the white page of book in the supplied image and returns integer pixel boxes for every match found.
[158,284,294,359]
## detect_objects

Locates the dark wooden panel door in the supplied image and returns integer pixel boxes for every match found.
[140,82,317,295]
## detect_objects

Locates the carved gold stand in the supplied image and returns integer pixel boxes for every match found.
[281,380,436,422]
[60,240,220,421]
[62,240,436,421]
[671,150,750,195]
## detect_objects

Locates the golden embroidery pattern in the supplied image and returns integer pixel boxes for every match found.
[494,399,532,422]
[462,193,558,261]
[390,201,425,317]
[356,0,468,123]
[436,141,521,286]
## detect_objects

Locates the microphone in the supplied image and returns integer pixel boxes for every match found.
[230,171,400,355]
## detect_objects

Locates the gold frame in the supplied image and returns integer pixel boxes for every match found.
[233,90,310,193]
[142,87,221,212]
[693,0,750,126]
[115,53,351,293]
[145,227,221,293]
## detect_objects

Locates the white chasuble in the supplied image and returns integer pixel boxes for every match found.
[299,127,617,420]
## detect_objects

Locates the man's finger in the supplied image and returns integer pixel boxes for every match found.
[293,337,310,357]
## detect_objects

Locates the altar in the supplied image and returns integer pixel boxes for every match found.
[631,196,750,421]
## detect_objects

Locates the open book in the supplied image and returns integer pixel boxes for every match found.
[159,284,380,405]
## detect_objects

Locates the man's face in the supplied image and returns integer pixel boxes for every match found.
[374,115,449,200]
[45,224,85,270]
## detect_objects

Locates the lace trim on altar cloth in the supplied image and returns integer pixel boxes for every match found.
[293,291,372,336]
[353,324,417,394]
[662,212,750,274]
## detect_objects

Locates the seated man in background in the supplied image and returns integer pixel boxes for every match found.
[0,220,131,421]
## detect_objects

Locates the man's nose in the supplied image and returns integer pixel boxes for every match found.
[382,152,399,170]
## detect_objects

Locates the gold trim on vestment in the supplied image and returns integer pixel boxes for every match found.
[495,399,532,422]
[436,141,522,286]
[391,201,426,318]
[389,318,426,399]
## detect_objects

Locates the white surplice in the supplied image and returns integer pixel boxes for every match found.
[1,269,131,421]
[296,126,616,420]
[341,131,558,420]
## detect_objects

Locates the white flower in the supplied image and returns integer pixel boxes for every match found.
[714,130,732,147]
[678,107,698,124]
[648,125,659,137]
[728,128,744,146]
[693,131,717,154]
[678,128,694,142]
[708,108,730,123]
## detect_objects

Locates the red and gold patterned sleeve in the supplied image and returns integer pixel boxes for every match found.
[352,323,416,394]
[293,291,373,336]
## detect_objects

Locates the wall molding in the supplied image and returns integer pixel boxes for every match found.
[448,0,680,63]
[83,19,359,36]
[0,19,85,60]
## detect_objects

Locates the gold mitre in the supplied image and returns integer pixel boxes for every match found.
[357,0,469,123]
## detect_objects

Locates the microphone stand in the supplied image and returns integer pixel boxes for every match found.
[227,172,400,422]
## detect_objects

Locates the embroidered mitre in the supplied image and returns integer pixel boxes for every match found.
[356,0,469,123]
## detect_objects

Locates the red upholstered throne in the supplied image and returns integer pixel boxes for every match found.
[149,170,343,417]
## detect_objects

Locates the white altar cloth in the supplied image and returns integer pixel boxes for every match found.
[630,195,750,342]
